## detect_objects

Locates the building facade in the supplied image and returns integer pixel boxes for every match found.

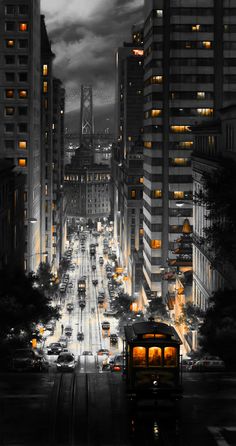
[142,0,236,305]
[0,0,41,272]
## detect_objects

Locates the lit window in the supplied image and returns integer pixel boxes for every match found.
[151,75,163,84]
[43,64,48,76]
[154,190,162,198]
[197,108,213,116]
[131,190,136,199]
[139,228,144,236]
[173,191,184,199]
[151,109,162,117]
[179,141,193,148]
[164,347,177,367]
[197,92,205,99]
[18,140,27,149]
[18,90,28,98]
[43,81,48,93]
[173,158,189,166]
[5,89,14,98]
[19,22,28,32]
[5,107,15,115]
[156,9,163,17]
[170,126,191,133]
[192,24,200,31]
[144,141,152,149]
[18,158,27,167]
[6,39,15,47]
[133,347,146,367]
[148,347,162,366]
[139,177,144,184]
[128,136,132,141]
[151,240,162,249]
[185,42,192,49]
[202,41,212,49]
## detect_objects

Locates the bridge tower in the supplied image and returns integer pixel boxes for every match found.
[80,85,94,148]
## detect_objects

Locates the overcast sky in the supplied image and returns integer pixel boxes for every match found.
[41,0,143,131]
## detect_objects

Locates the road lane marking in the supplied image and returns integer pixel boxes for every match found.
[208,426,236,446]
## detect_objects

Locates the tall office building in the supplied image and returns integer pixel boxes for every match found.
[142,1,236,304]
[0,1,41,272]
[113,24,144,293]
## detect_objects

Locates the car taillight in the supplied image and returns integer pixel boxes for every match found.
[113,365,121,371]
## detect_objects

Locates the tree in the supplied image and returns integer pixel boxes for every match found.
[194,158,236,268]
[146,298,170,322]
[178,302,205,328]
[35,262,58,296]
[0,267,60,347]
[199,289,236,367]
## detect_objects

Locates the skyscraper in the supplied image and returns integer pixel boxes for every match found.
[142,1,236,304]
[0,0,41,272]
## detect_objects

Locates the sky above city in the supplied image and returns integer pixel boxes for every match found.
[41,0,143,132]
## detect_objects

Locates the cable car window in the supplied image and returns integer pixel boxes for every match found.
[148,347,162,366]
[133,347,146,367]
[164,347,177,367]
[143,334,166,339]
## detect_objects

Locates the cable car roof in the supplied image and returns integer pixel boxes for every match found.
[124,321,182,344]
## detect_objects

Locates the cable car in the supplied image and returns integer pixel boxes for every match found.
[124,321,183,401]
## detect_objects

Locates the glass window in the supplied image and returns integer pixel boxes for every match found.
[19,5,29,14]
[148,347,162,366]
[43,81,48,93]
[19,55,28,65]
[164,347,177,367]
[18,158,27,167]
[5,55,15,64]
[18,72,27,82]
[19,39,28,48]
[18,123,27,133]
[18,106,28,116]
[133,347,146,367]
[5,21,15,31]
[5,106,15,116]
[19,22,28,32]
[151,240,162,249]
[173,191,184,199]
[5,89,14,98]
[151,109,162,117]
[131,190,136,199]
[18,90,28,98]
[5,72,15,81]
[5,5,15,14]
[154,190,162,198]
[18,141,27,149]
[5,123,14,132]
[6,39,15,47]
[5,140,14,149]
[43,64,48,76]
[144,141,152,149]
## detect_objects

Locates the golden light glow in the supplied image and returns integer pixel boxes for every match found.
[197,91,205,99]
[173,158,189,166]
[19,23,28,32]
[164,347,177,367]
[179,141,193,148]
[130,302,138,312]
[202,41,212,49]
[151,109,162,117]
[197,108,213,116]
[171,125,191,133]
[173,191,184,199]
[6,89,14,98]
[18,140,27,149]
[192,24,200,31]
[143,334,166,339]
[43,81,48,93]
[151,239,162,249]
[144,141,152,149]
[7,39,15,47]
[152,75,163,84]
[154,189,162,198]
[182,218,192,234]
[139,228,144,236]
[149,347,162,366]
[139,177,144,183]
[132,49,144,56]
[43,64,48,76]
[131,190,136,199]
[133,347,146,367]
[18,158,27,167]
[19,90,28,98]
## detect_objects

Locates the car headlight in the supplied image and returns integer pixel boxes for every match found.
[57,363,62,367]
[68,363,74,367]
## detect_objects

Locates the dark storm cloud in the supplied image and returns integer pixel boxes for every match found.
[41,0,143,127]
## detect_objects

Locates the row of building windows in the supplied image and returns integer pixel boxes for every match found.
[3,55,28,64]
[4,123,28,133]
[4,89,28,98]
[144,108,213,119]
[145,91,213,102]
[4,106,28,116]
[5,5,29,14]
[4,38,28,48]
[5,22,28,32]
[144,125,192,133]
[4,71,28,81]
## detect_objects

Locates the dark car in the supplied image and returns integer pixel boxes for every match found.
[58,336,68,348]
[47,343,63,355]
[56,353,76,372]
[97,349,110,356]
[12,349,49,372]
[92,265,96,270]
[110,354,125,372]
[79,299,86,309]
[81,351,93,356]
[64,326,73,337]
[77,332,84,341]
[110,334,118,344]
[66,303,74,312]
[92,279,98,286]
[102,321,110,330]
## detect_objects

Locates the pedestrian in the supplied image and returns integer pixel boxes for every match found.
[61,324,64,335]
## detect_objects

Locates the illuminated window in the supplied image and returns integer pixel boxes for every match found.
[18,141,27,149]
[156,9,163,17]
[19,22,28,32]
[139,177,144,184]
[173,191,184,199]
[192,24,200,31]
[179,141,193,148]
[45,184,48,195]
[128,136,132,141]
[144,141,152,149]
[197,91,205,99]
[133,347,146,367]
[197,108,213,116]
[173,158,189,166]
[43,81,48,93]
[5,107,15,115]
[18,89,28,98]
[18,158,27,167]
[185,42,192,49]
[43,64,48,76]
[164,347,177,367]
[148,347,162,367]
[152,75,163,84]
[202,41,212,49]
[154,190,162,198]
[151,109,162,117]
[139,228,144,236]
[6,39,15,47]
[170,126,191,133]
[151,240,162,249]
[5,89,14,98]
[131,190,136,199]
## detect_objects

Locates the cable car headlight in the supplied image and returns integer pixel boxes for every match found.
[153,380,158,387]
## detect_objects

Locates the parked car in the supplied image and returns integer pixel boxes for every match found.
[58,336,68,348]
[77,332,84,341]
[45,323,54,334]
[56,353,76,372]
[64,326,73,337]
[12,348,49,372]
[92,265,96,270]
[189,359,225,372]
[47,343,63,355]
[102,321,110,330]
[97,349,110,356]
[66,303,74,312]
[110,334,118,344]
[103,310,117,318]
[81,351,93,356]
[110,354,125,372]
[92,279,98,286]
